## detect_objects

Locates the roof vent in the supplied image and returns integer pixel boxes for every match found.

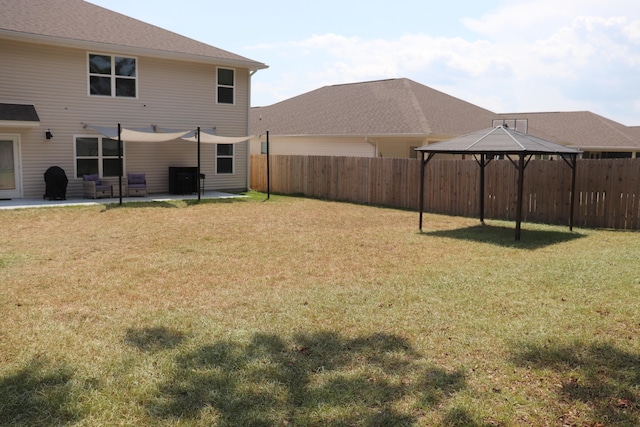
[492,119,527,133]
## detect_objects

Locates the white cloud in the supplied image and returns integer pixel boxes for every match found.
[625,20,640,43]
[462,0,640,41]
[249,2,640,124]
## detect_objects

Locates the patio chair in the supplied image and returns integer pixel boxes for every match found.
[82,174,112,199]
[127,173,147,197]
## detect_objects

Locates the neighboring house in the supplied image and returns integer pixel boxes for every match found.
[250,78,497,158]
[250,79,639,160]
[0,0,267,199]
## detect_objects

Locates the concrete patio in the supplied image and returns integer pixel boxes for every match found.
[0,191,244,210]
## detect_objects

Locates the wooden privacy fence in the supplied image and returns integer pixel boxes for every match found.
[250,155,640,230]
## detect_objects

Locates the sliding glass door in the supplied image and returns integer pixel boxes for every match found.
[0,136,20,198]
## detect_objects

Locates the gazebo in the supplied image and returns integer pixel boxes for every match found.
[416,125,582,240]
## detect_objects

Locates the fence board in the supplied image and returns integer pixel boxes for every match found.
[250,155,640,230]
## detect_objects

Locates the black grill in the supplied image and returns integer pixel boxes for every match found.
[43,166,68,200]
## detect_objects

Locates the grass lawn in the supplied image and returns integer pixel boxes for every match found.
[1,192,639,426]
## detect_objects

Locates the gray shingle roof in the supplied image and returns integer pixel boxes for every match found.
[252,78,497,137]
[499,111,639,150]
[0,0,267,69]
[0,103,40,122]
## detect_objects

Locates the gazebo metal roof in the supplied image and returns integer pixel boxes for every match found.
[416,125,582,155]
[415,125,581,240]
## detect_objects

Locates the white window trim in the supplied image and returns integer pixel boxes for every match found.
[87,52,138,98]
[216,144,234,175]
[216,67,235,105]
[74,135,125,178]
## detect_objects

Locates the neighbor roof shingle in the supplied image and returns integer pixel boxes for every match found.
[498,111,640,149]
[252,78,497,137]
[252,78,640,150]
[0,0,267,69]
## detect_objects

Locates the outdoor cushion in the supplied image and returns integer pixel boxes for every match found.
[83,174,100,182]
[128,173,145,185]
[126,173,147,197]
[82,174,111,198]
[83,174,109,188]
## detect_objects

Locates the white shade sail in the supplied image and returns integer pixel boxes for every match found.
[180,128,251,144]
[86,125,189,142]
[85,125,252,143]
[84,124,253,204]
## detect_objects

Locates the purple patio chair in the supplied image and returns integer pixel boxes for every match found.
[127,173,147,197]
[82,174,112,199]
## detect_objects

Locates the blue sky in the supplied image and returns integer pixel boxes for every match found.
[89,0,639,125]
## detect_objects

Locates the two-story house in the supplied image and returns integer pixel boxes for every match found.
[0,0,267,199]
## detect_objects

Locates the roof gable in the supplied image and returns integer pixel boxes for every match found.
[252,78,497,137]
[0,0,266,69]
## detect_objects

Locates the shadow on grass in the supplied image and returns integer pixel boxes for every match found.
[183,197,248,207]
[440,407,498,427]
[422,223,585,249]
[511,340,640,424]
[145,331,468,426]
[0,357,80,426]
[105,201,179,210]
[124,326,186,353]
[105,197,249,210]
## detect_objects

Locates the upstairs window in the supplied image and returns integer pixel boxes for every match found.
[89,54,137,98]
[217,68,235,104]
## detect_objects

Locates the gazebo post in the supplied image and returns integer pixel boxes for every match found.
[569,154,577,231]
[559,153,579,232]
[515,154,525,240]
[419,150,425,231]
[479,154,485,225]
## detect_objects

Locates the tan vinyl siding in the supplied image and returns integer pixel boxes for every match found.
[376,137,433,158]
[1,39,251,197]
[250,136,375,157]
[123,139,249,193]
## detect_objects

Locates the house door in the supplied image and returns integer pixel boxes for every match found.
[0,136,21,199]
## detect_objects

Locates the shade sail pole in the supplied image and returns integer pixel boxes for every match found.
[118,122,123,206]
[266,130,270,200]
[197,126,201,201]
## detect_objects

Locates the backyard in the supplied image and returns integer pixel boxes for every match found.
[0,192,639,426]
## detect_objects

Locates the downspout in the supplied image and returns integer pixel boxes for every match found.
[118,123,122,206]
[365,136,378,157]
[245,70,258,191]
